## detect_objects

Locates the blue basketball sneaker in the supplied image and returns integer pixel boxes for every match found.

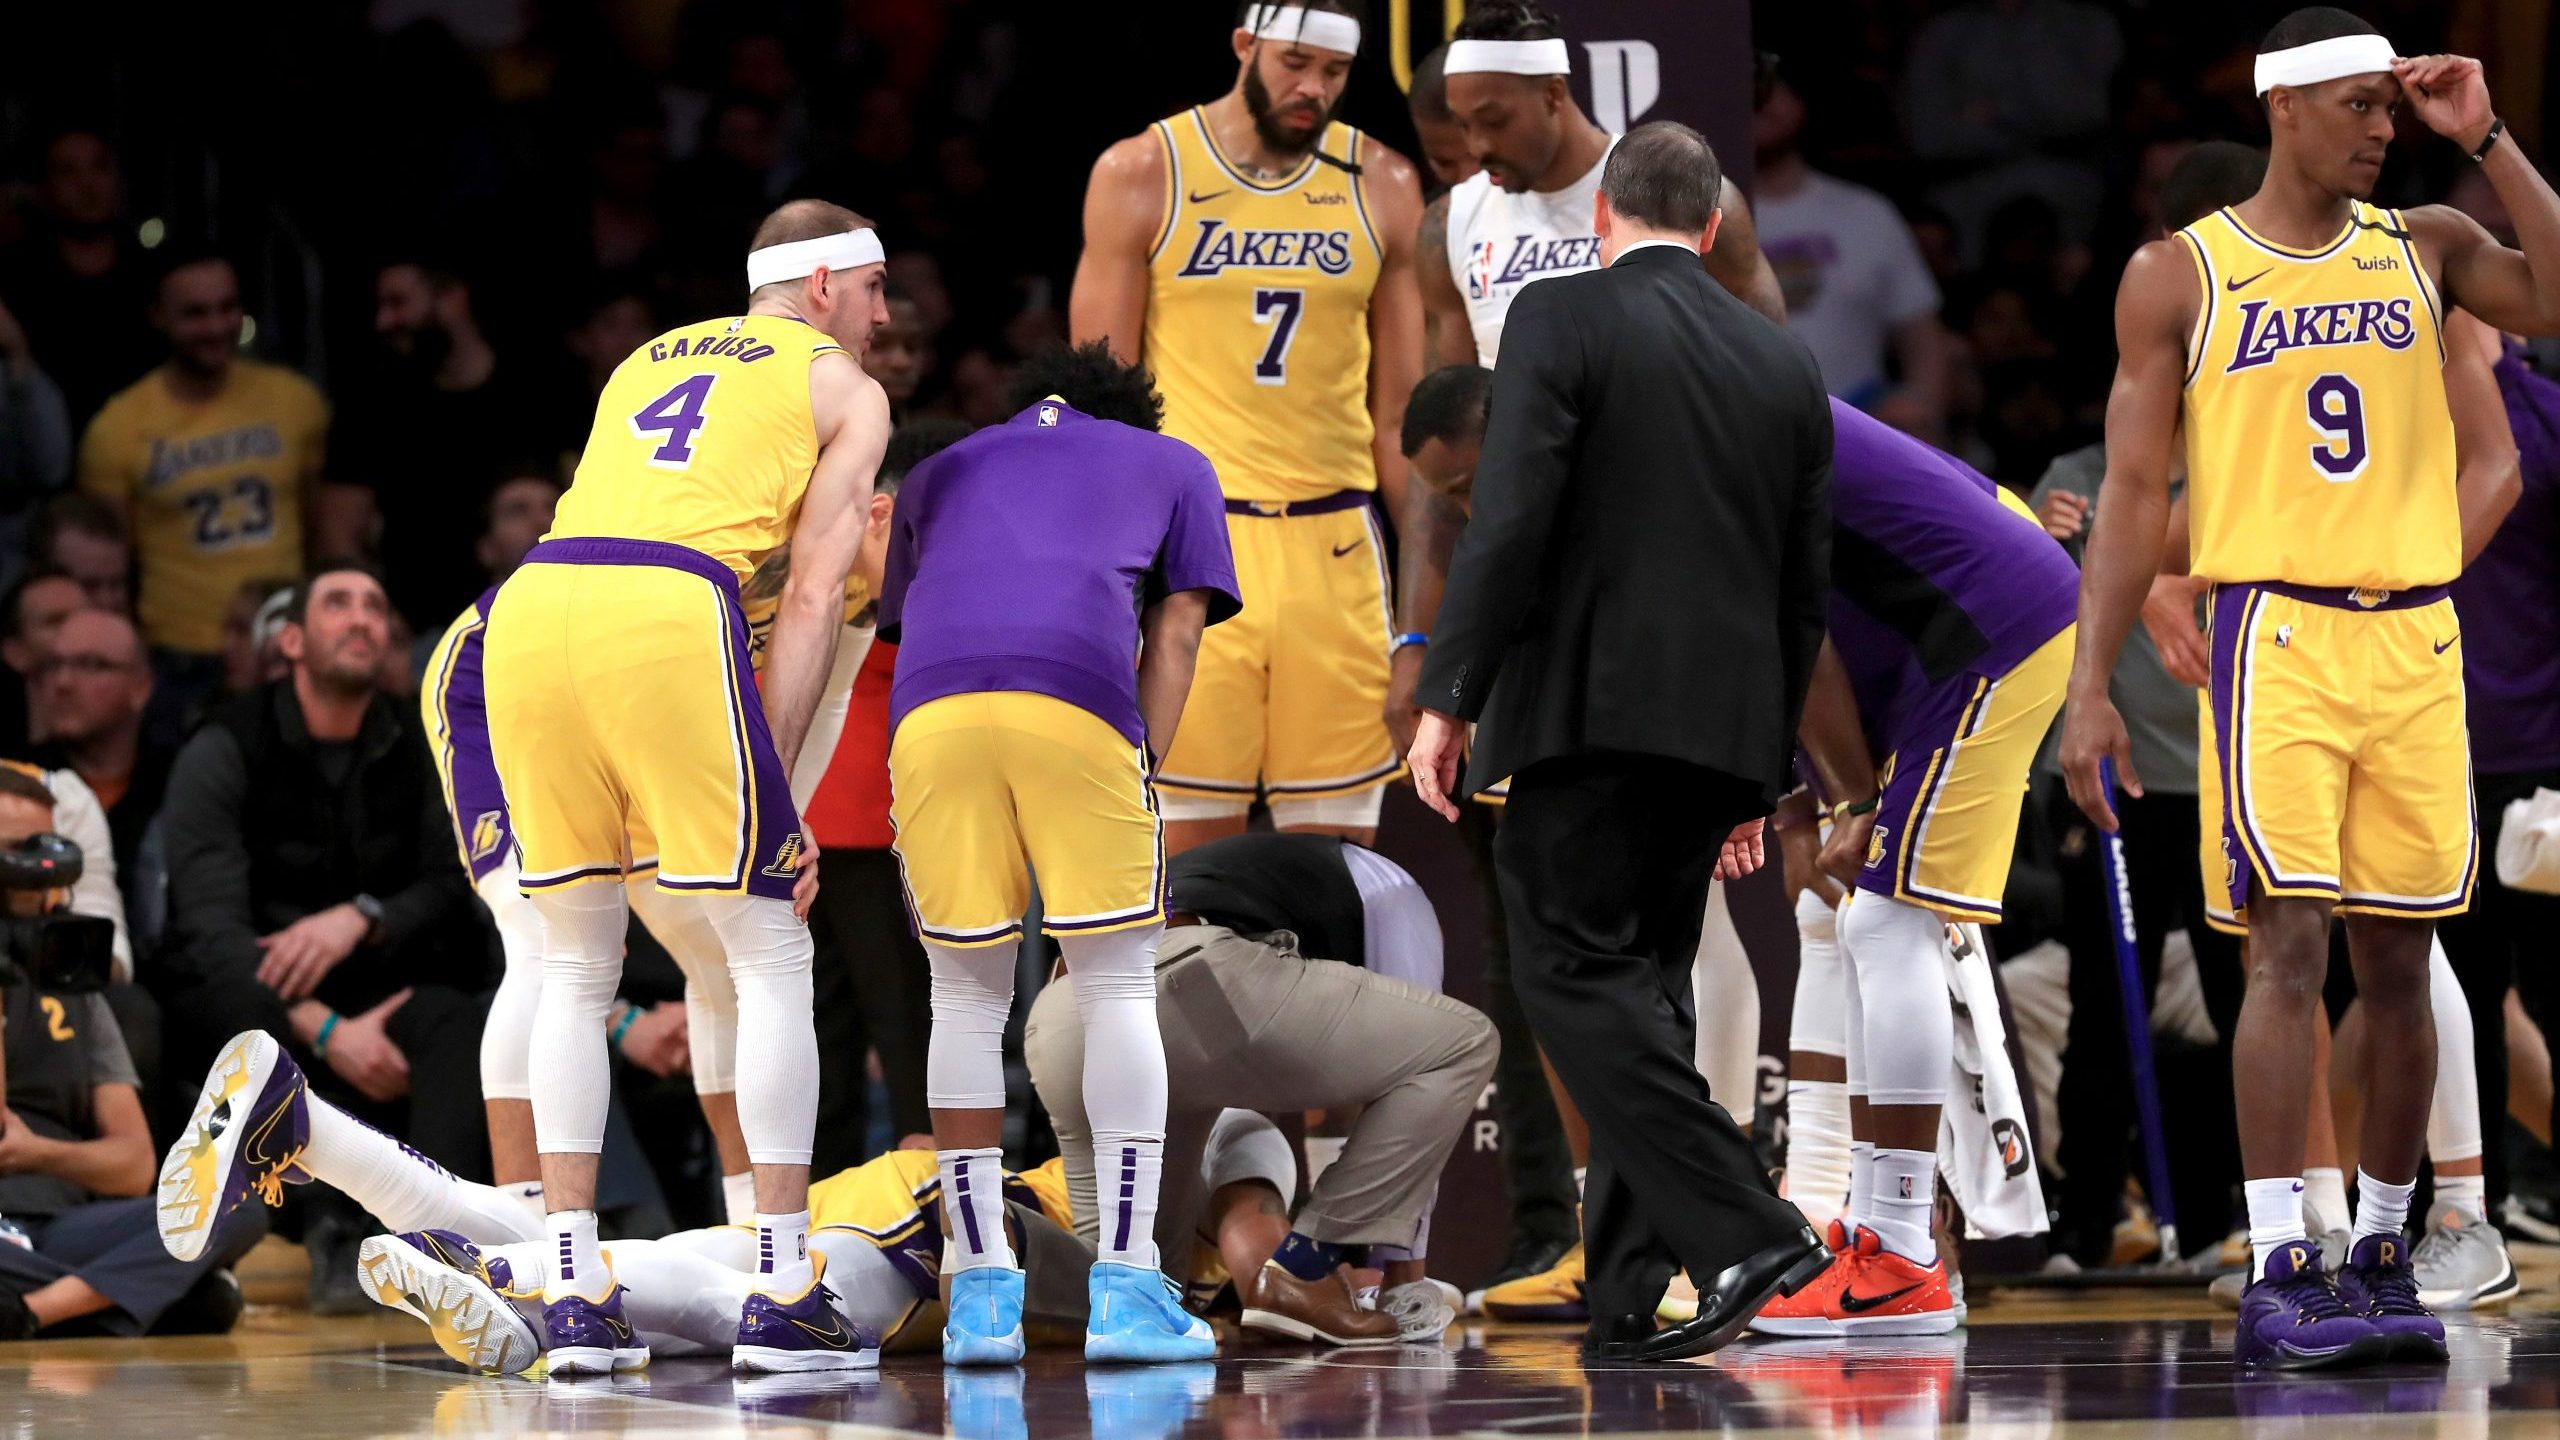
[1086,1261,1216,1364]
[942,1264,1028,1366]
[2235,1241,2388,1370]
[2336,1233,2449,1362]
[157,1030,309,1261]
[545,1283,649,1376]
[734,1255,881,1372]
[358,1230,542,1374]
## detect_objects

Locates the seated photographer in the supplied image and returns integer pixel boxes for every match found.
[151,563,492,1309]
[0,766,261,1339]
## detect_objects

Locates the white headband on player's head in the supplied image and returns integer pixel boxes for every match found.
[1444,37,1571,77]
[745,227,885,293]
[2253,33,2396,96]
[1243,4,1361,55]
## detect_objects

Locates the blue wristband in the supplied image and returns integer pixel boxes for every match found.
[1393,631,1429,650]
[609,1005,641,1054]
[314,1012,340,1058]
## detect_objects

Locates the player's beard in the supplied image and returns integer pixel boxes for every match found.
[1243,60,1335,159]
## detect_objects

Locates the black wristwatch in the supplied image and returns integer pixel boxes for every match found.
[352,893,385,942]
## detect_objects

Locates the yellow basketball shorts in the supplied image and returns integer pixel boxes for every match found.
[483,538,802,902]
[2205,581,2475,922]
[1154,495,1401,803]
[889,691,1165,948]
[2195,690,2246,935]
[1857,626,2075,924]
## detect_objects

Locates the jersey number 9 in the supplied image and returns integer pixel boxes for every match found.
[2306,373,2369,484]
[632,374,721,469]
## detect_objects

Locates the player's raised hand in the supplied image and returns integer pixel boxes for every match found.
[2394,55,2496,151]
[2059,686,2141,833]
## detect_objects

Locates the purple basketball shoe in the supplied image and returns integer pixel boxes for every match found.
[156,1030,309,1262]
[545,1283,649,1376]
[734,1256,880,1372]
[2236,1241,2389,1370]
[2337,1232,2449,1362]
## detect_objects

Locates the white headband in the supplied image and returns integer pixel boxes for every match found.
[1445,37,1571,77]
[1245,4,1360,55]
[745,227,884,293]
[2254,34,2395,96]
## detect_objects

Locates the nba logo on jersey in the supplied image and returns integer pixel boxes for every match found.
[1465,240,1497,301]
[1038,404,1059,427]
[469,811,505,863]
[1898,1176,1916,1199]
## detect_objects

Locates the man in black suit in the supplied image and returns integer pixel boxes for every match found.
[1408,121,1833,1362]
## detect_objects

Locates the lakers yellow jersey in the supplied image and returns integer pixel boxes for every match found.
[553,314,844,579]
[2175,201,2456,589]
[739,545,872,666]
[1144,109,1383,501]
[77,360,325,655]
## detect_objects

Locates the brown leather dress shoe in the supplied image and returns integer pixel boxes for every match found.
[1239,1262,1402,1347]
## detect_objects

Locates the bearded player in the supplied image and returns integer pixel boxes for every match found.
[1072,2,1425,852]
[2060,10,2560,1369]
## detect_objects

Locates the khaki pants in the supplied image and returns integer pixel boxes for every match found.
[1024,923,1496,1279]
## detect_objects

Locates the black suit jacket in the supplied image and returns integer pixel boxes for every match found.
[1419,243,1833,803]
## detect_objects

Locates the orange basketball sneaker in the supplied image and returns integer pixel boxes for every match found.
[1748,1225,1959,1337]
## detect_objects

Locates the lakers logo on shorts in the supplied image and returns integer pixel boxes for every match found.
[1865,823,1891,871]
[762,832,805,880]
[469,811,506,864]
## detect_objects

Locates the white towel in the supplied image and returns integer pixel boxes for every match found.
[2496,788,2560,896]
[1938,921,2050,1239]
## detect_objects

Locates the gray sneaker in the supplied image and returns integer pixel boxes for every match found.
[2412,1204,2518,1311]
[2211,1228,2348,1310]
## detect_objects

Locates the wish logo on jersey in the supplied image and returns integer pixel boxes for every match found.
[1465,234,1607,301]
[2224,297,2416,373]
[1173,220,1355,278]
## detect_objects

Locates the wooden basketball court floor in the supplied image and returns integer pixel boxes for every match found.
[8,1239,2560,1438]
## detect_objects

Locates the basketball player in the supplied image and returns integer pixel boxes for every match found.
[880,343,1237,1364]
[1070,1,1425,851]
[479,200,892,1374]
[2060,11,2560,1368]
[1406,45,1479,191]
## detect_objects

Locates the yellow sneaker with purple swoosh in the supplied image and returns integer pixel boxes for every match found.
[156,1030,310,1262]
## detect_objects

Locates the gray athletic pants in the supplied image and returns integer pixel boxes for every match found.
[1024,923,1495,1280]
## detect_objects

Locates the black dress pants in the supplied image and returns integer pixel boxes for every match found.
[1495,751,1806,1318]
[1459,802,1582,1254]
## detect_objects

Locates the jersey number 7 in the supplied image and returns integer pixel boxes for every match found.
[632,374,720,469]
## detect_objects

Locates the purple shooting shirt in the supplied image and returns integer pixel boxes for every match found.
[2452,344,2560,774]
[877,398,1242,748]
[1825,401,2080,753]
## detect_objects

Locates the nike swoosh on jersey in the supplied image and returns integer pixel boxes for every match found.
[1837,1282,1924,1313]
[2226,268,2274,292]
[2434,634,2459,654]
[1331,540,1362,557]
[1188,189,1230,204]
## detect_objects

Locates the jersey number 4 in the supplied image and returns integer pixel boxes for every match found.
[632,373,720,468]
[1252,288,1303,386]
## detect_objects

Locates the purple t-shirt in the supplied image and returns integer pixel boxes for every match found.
[2452,345,2560,774]
[1826,400,2080,752]
[878,399,1242,748]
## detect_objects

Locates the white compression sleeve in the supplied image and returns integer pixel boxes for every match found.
[696,893,820,1166]
[926,939,1016,1109]
[1784,888,1851,1223]
[1693,881,1761,1126]
[476,859,546,1101]
[788,623,874,809]
[1061,925,1169,1268]
[2426,933,2484,1164]
[299,1091,543,1242]
[626,879,739,1094]
[1344,844,1445,991]
[1839,893,1953,1108]
[525,882,633,1156]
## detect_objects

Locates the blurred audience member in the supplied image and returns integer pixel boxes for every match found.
[562,273,660,400]
[0,296,74,522]
[23,609,164,887]
[331,254,564,635]
[1903,0,2121,260]
[0,572,89,751]
[27,494,131,614]
[0,130,157,429]
[76,249,324,727]
[474,471,560,587]
[863,288,932,419]
[1754,68,1950,441]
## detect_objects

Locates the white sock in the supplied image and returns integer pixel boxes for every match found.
[722,1171,757,1227]
[298,1095,542,1242]
[1092,1131,1165,1269]
[548,1209,610,1301]
[754,1209,813,1293]
[697,894,819,1166]
[2436,1173,2488,1222]
[1784,1080,1851,1224]
[2302,1166,2351,1236]
[1847,1141,1877,1230]
[938,1147,1016,1272]
[2356,1170,2415,1241]
[2246,1176,2308,1279]
[1868,1147,1938,1263]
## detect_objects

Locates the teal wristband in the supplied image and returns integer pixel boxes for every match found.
[314,1012,340,1058]
[609,1005,641,1053]
[1393,631,1428,650]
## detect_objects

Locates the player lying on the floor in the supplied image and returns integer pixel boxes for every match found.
[153,1028,1343,1372]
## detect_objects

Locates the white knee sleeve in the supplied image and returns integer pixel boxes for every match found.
[1693,882,1761,1125]
[698,893,818,1166]
[1060,925,1169,1140]
[477,862,546,1102]
[627,879,739,1094]
[1155,791,1250,823]
[1784,890,1852,1222]
[1841,898,1868,1100]
[1788,888,1846,1057]
[1839,893,1953,1108]
[1270,788,1384,831]
[927,939,1017,1109]
[2427,933,2483,1164]
[526,883,632,1155]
